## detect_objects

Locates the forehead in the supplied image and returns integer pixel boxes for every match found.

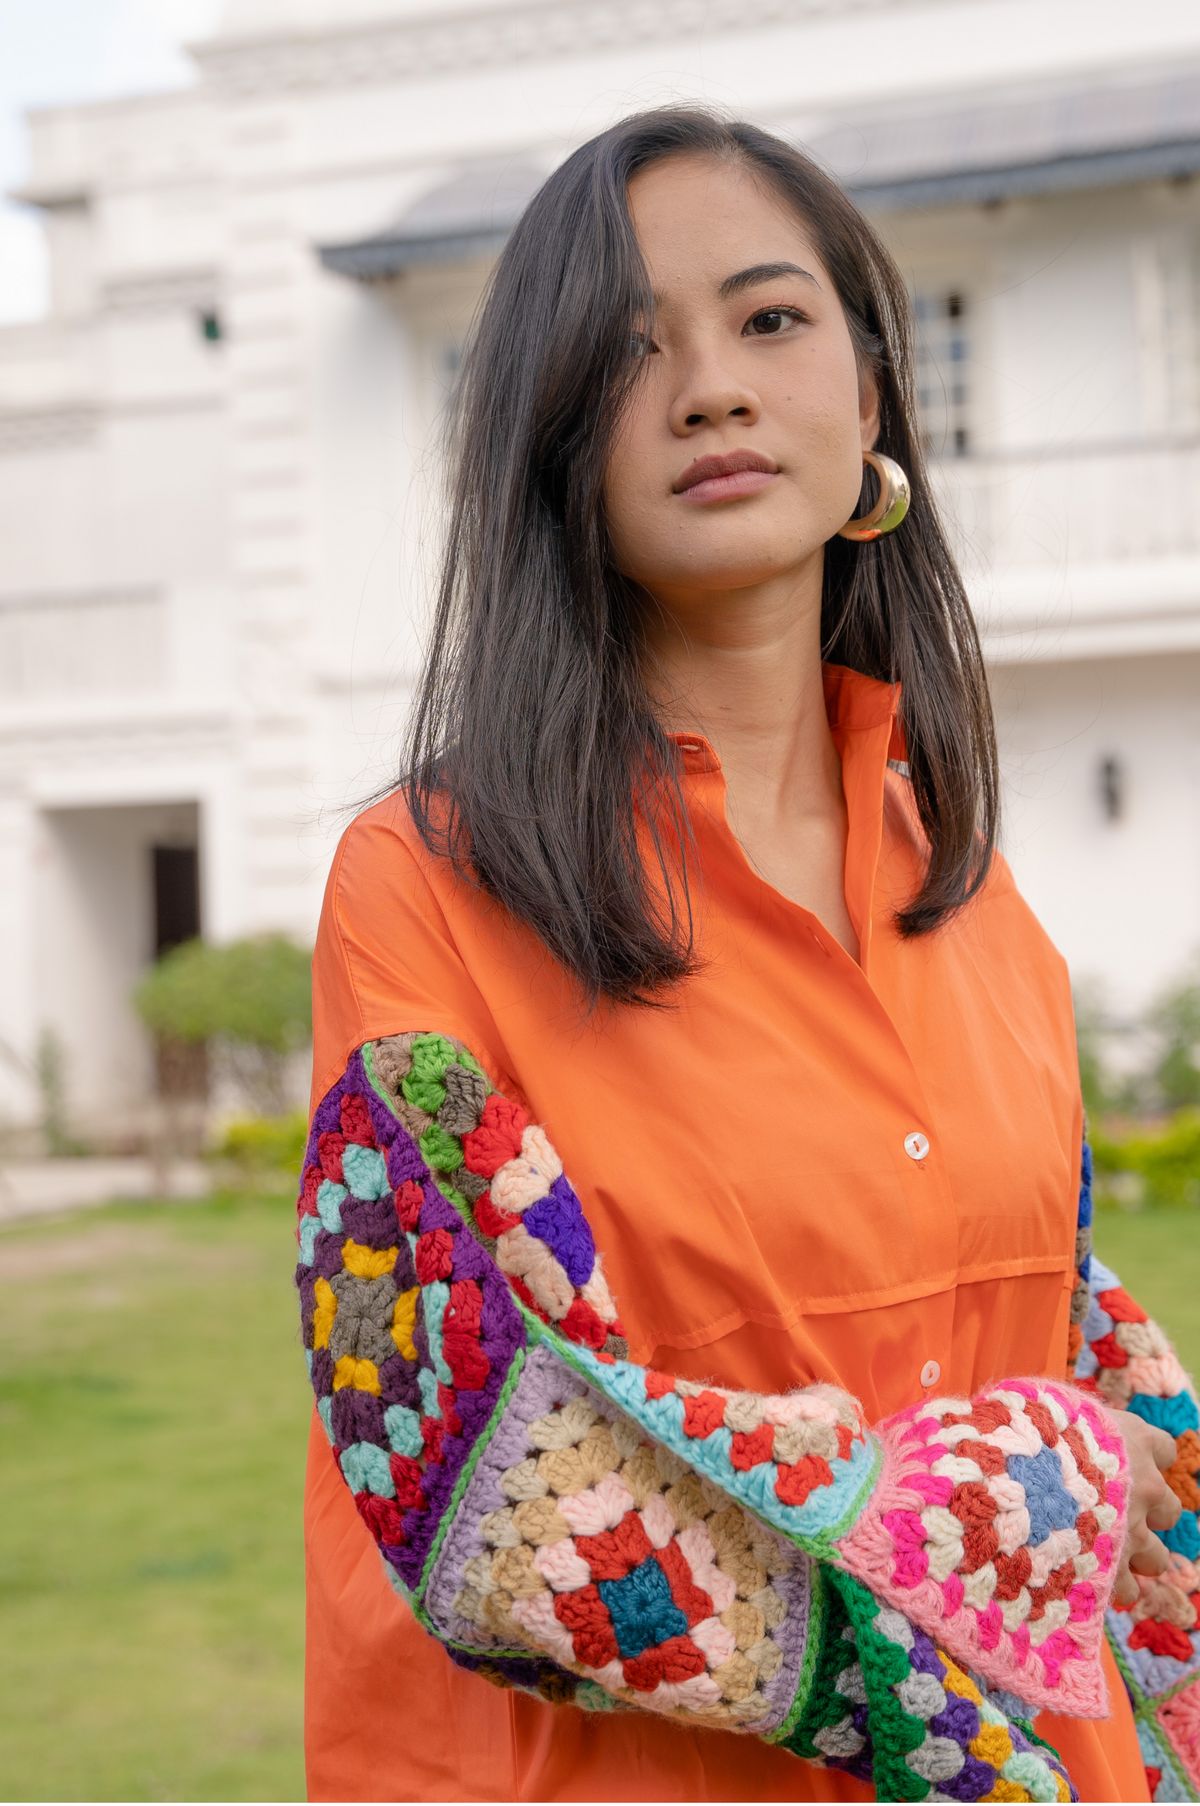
[625,153,825,292]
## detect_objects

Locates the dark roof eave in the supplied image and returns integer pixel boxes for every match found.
[318,136,1200,281]
[848,136,1200,211]
[318,225,512,280]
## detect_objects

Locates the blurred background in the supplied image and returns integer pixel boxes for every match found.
[3,0,1200,1798]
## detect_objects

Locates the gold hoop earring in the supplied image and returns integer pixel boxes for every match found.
[836,450,910,541]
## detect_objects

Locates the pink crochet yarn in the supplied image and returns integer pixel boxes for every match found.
[834,1379,1128,1716]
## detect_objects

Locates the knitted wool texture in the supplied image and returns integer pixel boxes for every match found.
[294,1033,1119,1799]
[1071,1147,1200,1802]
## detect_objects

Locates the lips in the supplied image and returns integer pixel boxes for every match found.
[673,449,778,504]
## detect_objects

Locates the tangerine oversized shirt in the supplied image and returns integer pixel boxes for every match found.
[305,667,1147,1802]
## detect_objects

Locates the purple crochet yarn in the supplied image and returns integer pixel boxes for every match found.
[522,1176,595,1286]
[908,1627,946,1677]
[378,1353,422,1409]
[310,1088,343,1139]
[938,1755,1000,1801]
[930,1691,979,1742]
[297,1273,317,1339]
[310,1347,334,1397]
[392,1237,418,1293]
[332,1388,387,1448]
[445,1644,575,1696]
[421,1181,463,1235]
[312,1230,345,1280]
[412,1316,431,1372]
[386,1134,427,1189]
[342,1193,400,1250]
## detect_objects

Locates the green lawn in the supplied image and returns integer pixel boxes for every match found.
[0,1194,309,1803]
[0,1193,1195,1804]
[1092,1208,1200,1377]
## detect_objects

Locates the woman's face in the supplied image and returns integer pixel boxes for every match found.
[605,154,879,606]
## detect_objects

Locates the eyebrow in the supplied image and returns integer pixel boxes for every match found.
[718,261,819,298]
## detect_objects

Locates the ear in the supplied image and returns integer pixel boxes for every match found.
[858,365,881,452]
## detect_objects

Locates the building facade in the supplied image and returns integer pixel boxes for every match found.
[3,0,1200,1141]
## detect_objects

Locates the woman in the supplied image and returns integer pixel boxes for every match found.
[299,110,1192,1801]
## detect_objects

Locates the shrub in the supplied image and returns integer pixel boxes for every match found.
[133,936,311,1116]
[209,1111,308,1193]
[1092,1110,1200,1210]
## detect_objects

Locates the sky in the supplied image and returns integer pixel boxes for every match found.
[0,0,223,322]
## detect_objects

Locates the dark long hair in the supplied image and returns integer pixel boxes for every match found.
[404,108,999,1005]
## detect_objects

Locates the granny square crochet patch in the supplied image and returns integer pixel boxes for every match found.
[834,1382,1126,1717]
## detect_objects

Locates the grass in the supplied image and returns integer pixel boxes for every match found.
[0,1190,1195,1803]
[0,1193,309,1803]
[1093,1207,1200,1377]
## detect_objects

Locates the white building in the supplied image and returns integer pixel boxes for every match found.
[4,0,1200,1143]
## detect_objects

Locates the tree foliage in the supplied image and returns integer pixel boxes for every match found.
[1147,975,1200,1112]
[133,937,312,1115]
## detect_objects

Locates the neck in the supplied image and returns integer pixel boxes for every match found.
[641,554,840,817]
[639,550,858,959]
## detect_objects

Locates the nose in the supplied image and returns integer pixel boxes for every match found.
[667,353,761,438]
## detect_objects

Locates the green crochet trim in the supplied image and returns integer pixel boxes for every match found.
[414,1343,528,1610]
[826,1570,929,1802]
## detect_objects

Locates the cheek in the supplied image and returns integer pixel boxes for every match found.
[604,400,661,570]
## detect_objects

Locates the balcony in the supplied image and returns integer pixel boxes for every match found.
[932,437,1200,662]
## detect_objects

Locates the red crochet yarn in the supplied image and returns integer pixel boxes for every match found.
[1090,1332,1129,1368]
[462,1094,528,1177]
[396,1179,423,1231]
[415,1227,454,1284]
[391,1453,427,1510]
[554,1585,620,1667]
[340,1092,376,1146]
[443,1279,491,1389]
[356,1492,406,1545]
[1130,1618,1195,1662]
[560,1296,608,1349]
[683,1391,727,1438]
[731,1424,776,1469]
[775,1454,835,1507]
[656,1539,714,1623]
[473,1189,521,1238]
[643,1370,676,1400]
[623,1635,706,1692]
[575,1514,652,1580]
[437,1382,462,1437]
[1096,1285,1148,1325]
[318,1130,346,1183]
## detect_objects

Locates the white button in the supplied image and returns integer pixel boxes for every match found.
[920,1360,941,1389]
[905,1131,930,1161]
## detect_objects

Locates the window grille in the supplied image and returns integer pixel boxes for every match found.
[913,290,971,457]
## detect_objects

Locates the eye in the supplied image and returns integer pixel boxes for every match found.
[630,330,659,359]
[744,306,805,338]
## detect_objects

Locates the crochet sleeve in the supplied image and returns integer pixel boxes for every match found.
[297,1035,1129,1802]
[1070,1147,1200,1798]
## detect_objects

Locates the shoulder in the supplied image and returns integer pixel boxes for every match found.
[311,792,505,1103]
[326,791,436,920]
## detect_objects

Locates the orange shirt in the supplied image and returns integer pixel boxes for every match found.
[305,666,1147,1801]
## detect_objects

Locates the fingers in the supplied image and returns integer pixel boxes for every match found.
[1147,1484,1183,1534]
[1127,1524,1171,1581]
[1147,1424,1179,1471]
[1113,1557,1140,1610]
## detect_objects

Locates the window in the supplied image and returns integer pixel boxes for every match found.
[153,844,200,956]
[913,289,972,457]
